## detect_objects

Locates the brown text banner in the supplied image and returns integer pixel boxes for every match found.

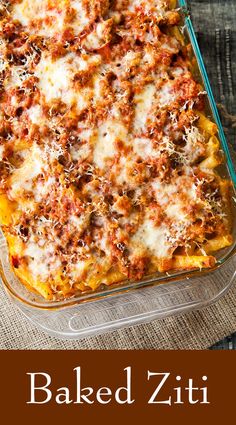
[0,350,235,423]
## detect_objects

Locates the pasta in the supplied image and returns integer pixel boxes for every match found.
[0,0,233,300]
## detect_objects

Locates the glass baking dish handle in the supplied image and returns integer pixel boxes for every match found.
[179,0,236,186]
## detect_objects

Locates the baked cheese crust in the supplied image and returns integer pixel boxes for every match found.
[0,0,233,300]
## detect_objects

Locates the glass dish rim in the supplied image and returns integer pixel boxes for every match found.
[1,0,236,311]
[1,246,236,311]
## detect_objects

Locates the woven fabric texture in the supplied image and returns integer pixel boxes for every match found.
[0,0,236,350]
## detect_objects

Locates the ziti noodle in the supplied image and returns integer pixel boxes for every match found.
[0,0,233,300]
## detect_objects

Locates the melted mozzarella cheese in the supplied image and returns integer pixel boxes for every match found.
[0,57,7,73]
[70,129,93,161]
[25,237,59,280]
[9,145,45,199]
[133,219,173,258]
[83,20,112,50]
[25,240,53,260]
[114,156,129,185]
[165,203,189,223]
[12,0,65,36]
[69,213,90,235]
[128,0,167,14]
[158,81,176,107]
[70,0,90,34]
[70,259,91,281]
[34,176,56,203]
[12,0,89,37]
[143,47,156,67]
[172,66,186,77]
[93,119,128,168]
[152,180,176,205]
[0,145,4,161]
[123,50,141,72]
[134,84,155,133]
[152,176,198,208]
[70,143,91,162]
[35,52,78,105]
[35,52,100,110]
[183,126,205,163]
[161,39,180,54]
[28,105,44,125]
[133,137,159,158]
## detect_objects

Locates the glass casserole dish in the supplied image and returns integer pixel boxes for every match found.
[0,0,236,338]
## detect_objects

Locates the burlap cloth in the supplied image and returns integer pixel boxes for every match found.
[0,0,236,349]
